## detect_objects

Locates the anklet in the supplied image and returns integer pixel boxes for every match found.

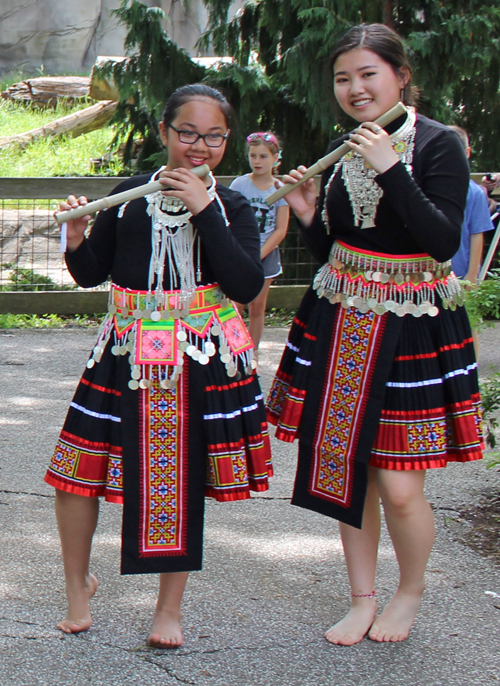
[351,590,376,598]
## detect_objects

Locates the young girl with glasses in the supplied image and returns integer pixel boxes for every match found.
[45,83,272,648]
[229,132,290,350]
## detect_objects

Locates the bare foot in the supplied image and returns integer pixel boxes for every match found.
[148,609,183,649]
[58,573,99,634]
[325,598,377,646]
[368,588,423,642]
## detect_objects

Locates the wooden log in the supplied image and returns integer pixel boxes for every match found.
[1,76,90,105]
[0,101,118,150]
[89,56,127,101]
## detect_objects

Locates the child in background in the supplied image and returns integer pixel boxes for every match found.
[448,126,493,284]
[230,132,290,350]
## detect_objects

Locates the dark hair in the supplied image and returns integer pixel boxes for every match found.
[162,84,235,129]
[330,24,418,106]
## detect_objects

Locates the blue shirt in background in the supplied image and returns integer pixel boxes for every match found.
[452,180,493,278]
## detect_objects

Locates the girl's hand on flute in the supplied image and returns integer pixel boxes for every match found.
[159,168,211,216]
[58,195,90,252]
[346,122,399,174]
[278,166,318,226]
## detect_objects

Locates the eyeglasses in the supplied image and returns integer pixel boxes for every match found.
[169,124,228,148]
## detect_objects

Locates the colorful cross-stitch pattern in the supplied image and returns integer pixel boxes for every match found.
[310,308,383,507]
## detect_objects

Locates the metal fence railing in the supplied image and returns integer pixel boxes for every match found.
[1,174,498,292]
[0,176,319,291]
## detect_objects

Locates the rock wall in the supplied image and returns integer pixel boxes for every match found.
[0,0,215,76]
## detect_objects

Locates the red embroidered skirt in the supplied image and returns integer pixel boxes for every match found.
[46,324,272,574]
[266,286,482,528]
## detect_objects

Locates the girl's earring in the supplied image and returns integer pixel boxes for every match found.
[400,87,405,103]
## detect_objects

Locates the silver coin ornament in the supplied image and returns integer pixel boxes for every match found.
[150,310,161,322]
[108,304,117,315]
[211,325,221,336]
[428,305,439,317]
[161,309,172,320]
[176,330,188,342]
[198,354,210,365]
[111,345,120,356]
[133,309,142,319]
[128,379,139,390]
[205,342,216,357]
[87,358,95,369]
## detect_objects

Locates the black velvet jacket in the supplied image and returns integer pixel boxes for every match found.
[301,114,469,265]
[65,178,264,305]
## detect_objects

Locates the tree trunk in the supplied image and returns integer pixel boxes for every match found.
[0,101,118,150]
[382,0,394,28]
[1,76,91,105]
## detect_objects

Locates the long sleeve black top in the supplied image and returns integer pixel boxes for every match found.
[65,176,264,304]
[301,114,469,265]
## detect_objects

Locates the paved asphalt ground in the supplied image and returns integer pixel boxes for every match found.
[1,325,500,686]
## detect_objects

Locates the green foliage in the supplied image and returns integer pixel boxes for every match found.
[0,314,76,328]
[201,0,500,171]
[88,0,500,173]
[479,373,500,469]
[0,100,121,177]
[96,0,204,170]
[464,270,500,331]
[265,308,296,327]
[97,0,331,173]
[1,264,76,291]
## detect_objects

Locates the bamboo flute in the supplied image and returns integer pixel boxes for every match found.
[54,163,211,224]
[265,102,407,206]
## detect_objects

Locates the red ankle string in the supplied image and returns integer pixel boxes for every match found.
[351,590,376,598]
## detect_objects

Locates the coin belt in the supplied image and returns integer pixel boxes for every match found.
[313,241,464,318]
[86,283,256,390]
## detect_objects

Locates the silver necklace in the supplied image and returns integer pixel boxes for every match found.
[322,109,417,230]
[145,169,218,308]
